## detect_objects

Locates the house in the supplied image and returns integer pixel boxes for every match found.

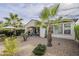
[24,19,40,36]
[51,18,78,40]
[24,18,79,40]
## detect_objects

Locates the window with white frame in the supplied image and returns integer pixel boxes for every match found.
[53,24,63,34]
[53,22,71,35]
[64,23,71,35]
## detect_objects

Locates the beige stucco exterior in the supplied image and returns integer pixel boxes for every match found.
[24,19,79,40]
[24,20,38,33]
[52,22,75,40]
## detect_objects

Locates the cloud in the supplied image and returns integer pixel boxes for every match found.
[0,3,79,24]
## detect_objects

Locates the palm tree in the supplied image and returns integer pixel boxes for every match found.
[4,13,23,28]
[4,17,11,26]
[36,4,60,47]
[0,21,4,30]
[15,18,23,28]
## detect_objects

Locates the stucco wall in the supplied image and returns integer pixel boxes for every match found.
[40,22,75,40]
[25,19,79,40]
[52,22,75,40]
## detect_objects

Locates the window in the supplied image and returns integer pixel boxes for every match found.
[53,24,63,34]
[64,23,71,34]
[53,23,71,35]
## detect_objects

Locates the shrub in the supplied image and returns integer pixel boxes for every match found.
[3,37,18,56]
[2,29,14,37]
[0,29,25,36]
[74,25,79,40]
[15,29,25,36]
[5,31,14,37]
[32,44,46,56]
[0,35,6,42]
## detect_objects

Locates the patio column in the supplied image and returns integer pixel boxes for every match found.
[40,28,45,38]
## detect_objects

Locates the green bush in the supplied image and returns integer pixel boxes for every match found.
[0,29,14,37]
[15,29,25,36]
[0,35,6,42]
[0,29,25,37]
[4,30,14,37]
[33,44,46,56]
[3,37,18,56]
[74,25,79,40]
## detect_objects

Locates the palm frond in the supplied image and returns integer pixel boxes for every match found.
[40,7,50,20]
[10,13,14,19]
[14,14,18,18]
[35,21,42,27]
[41,23,47,28]
[51,17,72,25]
[20,18,23,20]
[50,4,60,16]
[36,21,47,29]
[4,17,11,21]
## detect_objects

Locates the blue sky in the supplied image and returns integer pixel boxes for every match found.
[0,3,79,24]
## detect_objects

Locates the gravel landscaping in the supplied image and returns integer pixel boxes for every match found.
[0,36,79,56]
[16,36,79,56]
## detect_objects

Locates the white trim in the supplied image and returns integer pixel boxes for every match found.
[52,34,74,40]
[52,22,75,40]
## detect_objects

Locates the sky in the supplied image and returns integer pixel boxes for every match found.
[0,3,79,24]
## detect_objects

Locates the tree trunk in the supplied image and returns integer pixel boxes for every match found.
[23,35,27,41]
[47,22,52,47]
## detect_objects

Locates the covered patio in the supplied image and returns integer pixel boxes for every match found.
[27,26,40,36]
